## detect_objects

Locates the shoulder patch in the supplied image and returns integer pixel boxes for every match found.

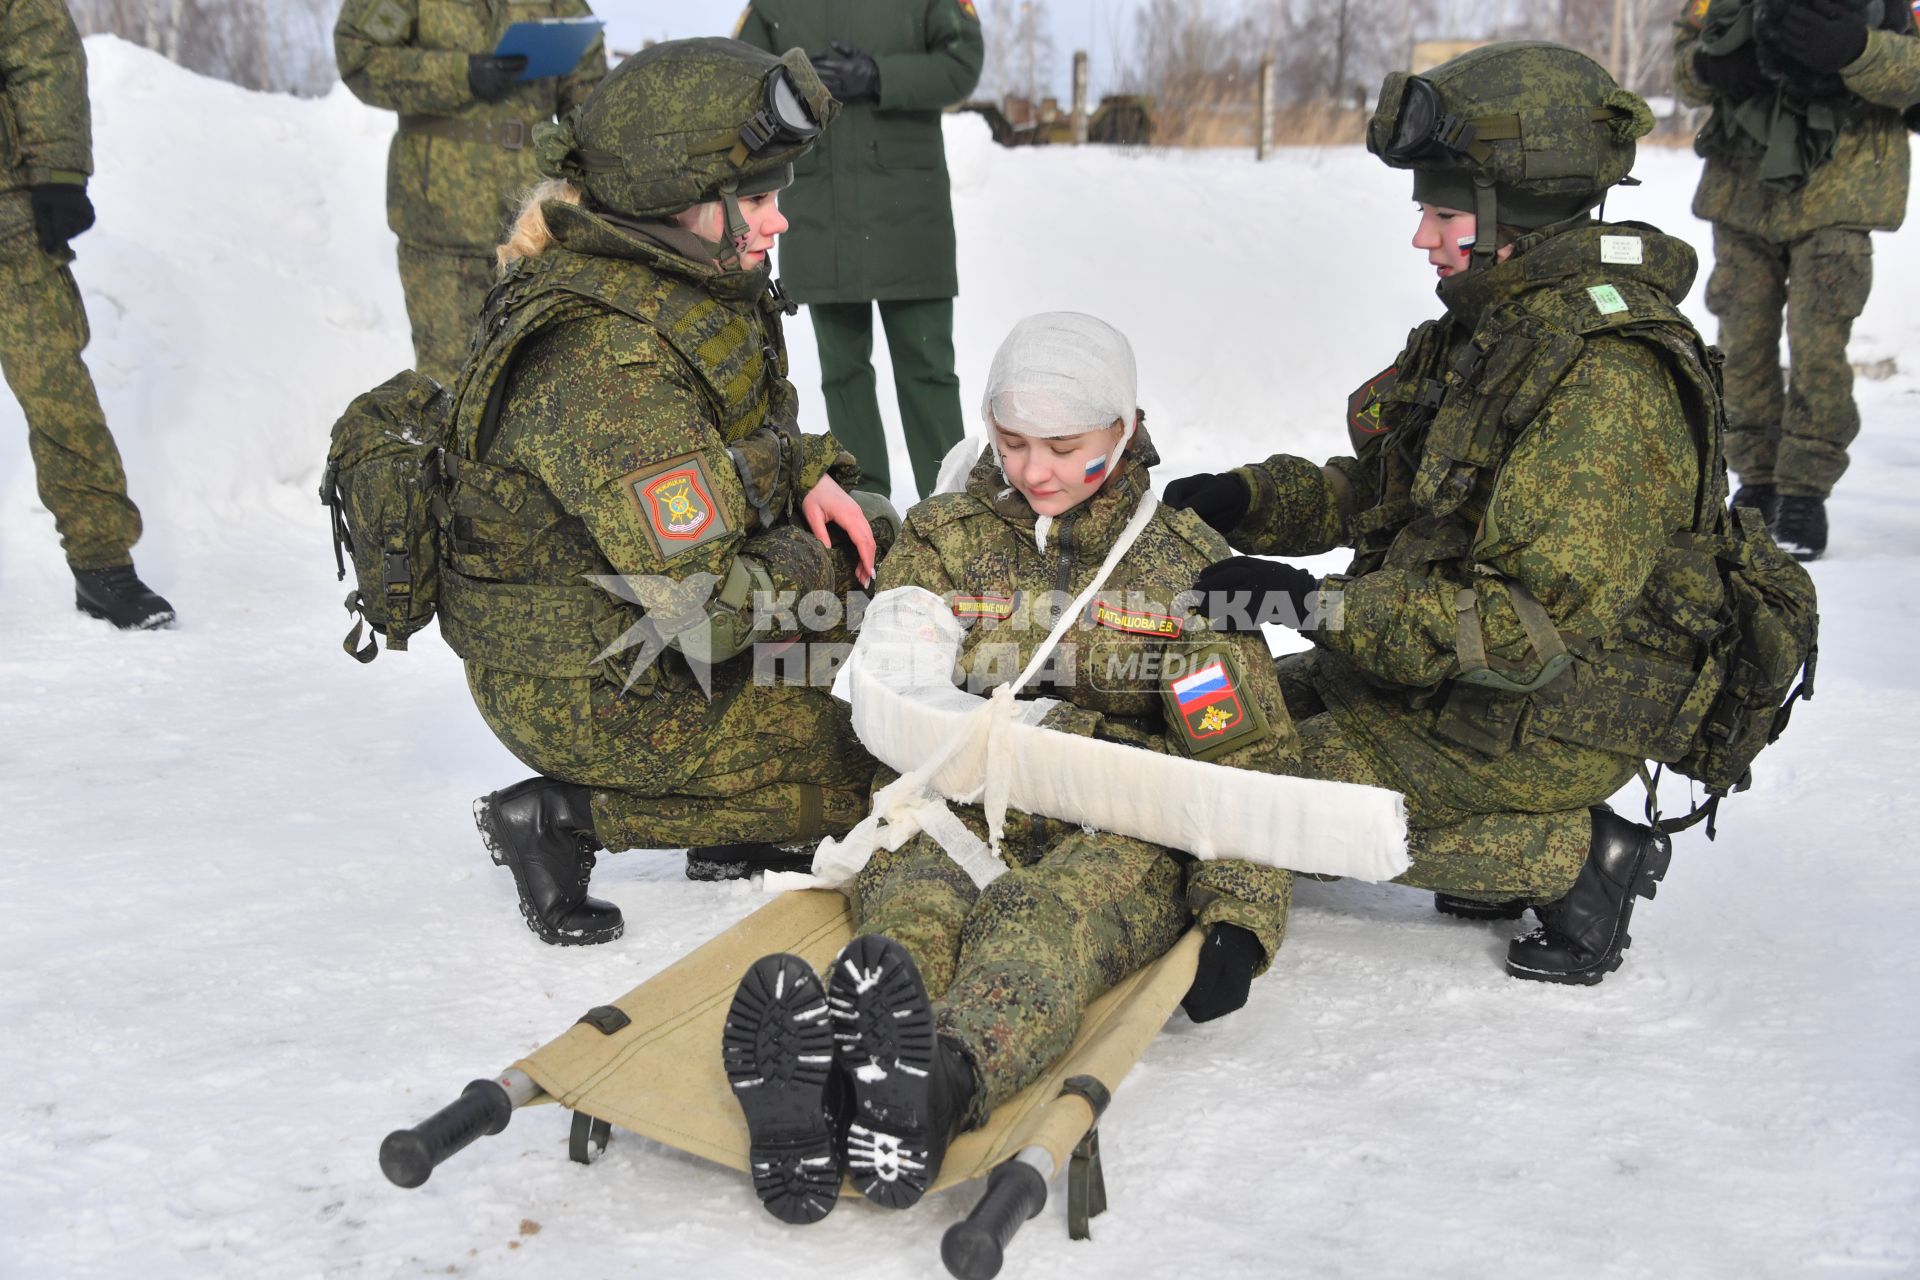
[1347,364,1397,437]
[957,0,981,19]
[1160,642,1273,762]
[1686,0,1711,29]
[621,451,732,559]
[358,0,411,46]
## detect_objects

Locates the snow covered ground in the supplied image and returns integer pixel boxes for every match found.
[2,39,1916,1279]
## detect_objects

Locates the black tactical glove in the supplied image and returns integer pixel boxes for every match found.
[467,53,529,102]
[29,182,95,254]
[1692,44,1774,99]
[1181,923,1263,1023]
[812,42,879,103]
[1194,555,1321,632]
[1162,470,1251,535]
[1772,0,1870,72]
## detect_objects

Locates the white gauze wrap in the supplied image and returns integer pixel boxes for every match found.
[983,311,1139,553]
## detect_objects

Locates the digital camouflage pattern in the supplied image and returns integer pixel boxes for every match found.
[1225,221,1712,903]
[0,0,141,569]
[848,441,1296,1114]
[334,0,606,381]
[1674,8,1920,496]
[440,193,876,855]
[531,38,836,221]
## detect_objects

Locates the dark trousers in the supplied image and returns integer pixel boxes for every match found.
[810,297,964,499]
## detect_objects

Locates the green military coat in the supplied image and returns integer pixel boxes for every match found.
[0,0,91,243]
[334,0,605,252]
[873,440,1299,965]
[1674,9,1920,239]
[736,0,983,302]
[1224,222,1713,814]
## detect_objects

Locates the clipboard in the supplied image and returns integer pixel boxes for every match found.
[493,17,603,80]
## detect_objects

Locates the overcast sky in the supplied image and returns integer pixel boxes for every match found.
[600,0,1144,98]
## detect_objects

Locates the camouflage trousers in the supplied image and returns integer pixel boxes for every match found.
[1708,223,1873,499]
[1279,651,1629,905]
[468,658,877,854]
[850,821,1188,1125]
[396,240,497,387]
[0,229,141,569]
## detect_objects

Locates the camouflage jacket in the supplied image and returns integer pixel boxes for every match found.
[439,201,858,694]
[1225,221,1720,765]
[334,0,605,251]
[875,440,1298,967]
[735,0,983,302]
[0,0,90,241]
[1674,3,1920,238]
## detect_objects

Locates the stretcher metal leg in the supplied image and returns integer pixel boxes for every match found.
[569,1111,612,1165]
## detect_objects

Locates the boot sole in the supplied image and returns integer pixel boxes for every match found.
[1507,833,1673,986]
[1433,893,1528,921]
[473,797,623,947]
[76,599,175,630]
[829,935,938,1210]
[724,954,841,1225]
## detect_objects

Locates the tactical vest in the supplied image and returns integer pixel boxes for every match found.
[1344,277,1733,763]
[436,246,794,687]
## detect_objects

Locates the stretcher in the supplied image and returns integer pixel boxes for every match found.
[380,888,1204,1279]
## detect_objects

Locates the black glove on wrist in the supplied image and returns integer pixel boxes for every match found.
[1193,555,1321,632]
[1693,44,1774,98]
[29,182,94,254]
[1181,923,1263,1023]
[1773,0,1870,72]
[1162,470,1251,535]
[467,53,529,102]
[811,42,879,103]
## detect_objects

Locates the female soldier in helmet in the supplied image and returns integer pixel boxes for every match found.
[1166,42,1729,987]
[440,39,894,945]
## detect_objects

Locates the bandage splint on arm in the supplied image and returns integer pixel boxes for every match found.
[766,584,1410,893]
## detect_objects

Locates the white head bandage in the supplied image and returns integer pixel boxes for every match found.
[980,311,1139,550]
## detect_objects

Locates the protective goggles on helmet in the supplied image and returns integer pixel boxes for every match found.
[737,62,826,158]
[1368,72,1482,169]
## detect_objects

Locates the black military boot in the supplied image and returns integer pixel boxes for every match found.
[830,934,978,1209]
[1729,482,1780,526]
[1506,807,1673,986]
[73,563,175,630]
[1433,893,1527,921]
[473,777,622,946]
[724,953,846,1224]
[685,842,816,882]
[1772,494,1827,562]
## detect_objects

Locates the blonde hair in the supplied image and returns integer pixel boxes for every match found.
[496,179,585,268]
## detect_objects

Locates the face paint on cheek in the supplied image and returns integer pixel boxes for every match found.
[1083,454,1109,484]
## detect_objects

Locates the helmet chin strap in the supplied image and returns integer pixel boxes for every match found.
[1469,172,1499,271]
[689,181,753,271]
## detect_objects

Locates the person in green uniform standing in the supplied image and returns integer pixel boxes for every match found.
[735,0,984,500]
[1166,43,1727,987]
[335,0,606,385]
[1672,0,1920,560]
[1,0,173,629]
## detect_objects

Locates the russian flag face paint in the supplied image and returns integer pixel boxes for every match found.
[1083,453,1109,483]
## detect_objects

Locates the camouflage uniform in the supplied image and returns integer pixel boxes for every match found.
[440,199,880,853]
[1221,221,1716,905]
[334,0,606,384]
[0,0,141,570]
[852,442,1296,1119]
[1673,3,1920,498]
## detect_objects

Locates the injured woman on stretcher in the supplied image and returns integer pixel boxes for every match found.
[723,312,1409,1225]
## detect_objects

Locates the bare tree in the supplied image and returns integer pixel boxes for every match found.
[70,0,338,97]
[979,0,1058,104]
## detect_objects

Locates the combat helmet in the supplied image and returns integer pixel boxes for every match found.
[533,37,838,267]
[1367,41,1655,266]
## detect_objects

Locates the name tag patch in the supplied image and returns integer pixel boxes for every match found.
[951,594,1016,623]
[1089,599,1183,637]
[1587,284,1629,316]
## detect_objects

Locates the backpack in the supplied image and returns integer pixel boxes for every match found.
[1645,336,1820,837]
[319,369,454,661]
